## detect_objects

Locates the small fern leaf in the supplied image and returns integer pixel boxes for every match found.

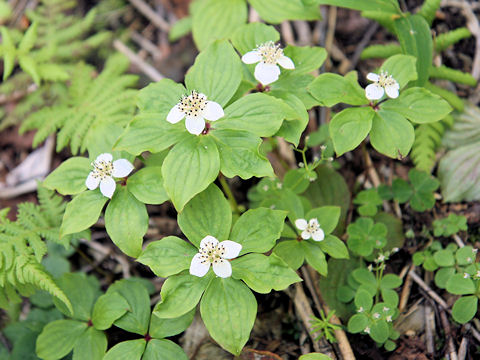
[435,27,471,52]
[418,0,441,26]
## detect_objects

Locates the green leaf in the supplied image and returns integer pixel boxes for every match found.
[185,40,242,106]
[305,206,341,234]
[137,236,197,277]
[19,22,37,53]
[352,268,376,286]
[452,296,478,324]
[154,272,213,319]
[273,240,305,270]
[92,292,130,330]
[316,0,400,13]
[162,135,220,211]
[347,218,388,257]
[394,14,432,86]
[247,0,322,23]
[18,55,40,85]
[380,54,417,88]
[178,184,231,247]
[456,246,477,266]
[354,189,383,217]
[370,110,415,158]
[433,249,455,267]
[104,186,148,258]
[446,274,475,295]
[347,314,368,333]
[308,71,368,107]
[272,73,319,109]
[302,241,328,275]
[108,279,151,335]
[53,273,101,321]
[169,16,192,42]
[115,78,189,155]
[354,289,373,311]
[143,339,188,360]
[191,0,247,50]
[433,214,468,237]
[381,274,402,289]
[103,339,146,360]
[72,327,107,360]
[214,93,287,137]
[329,107,375,156]
[232,253,301,293]
[149,309,195,339]
[284,45,327,75]
[434,267,455,289]
[200,277,257,355]
[1,27,16,80]
[211,129,274,179]
[319,235,349,259]
[284,168,311,194]
[37,63,70,82]
[231,208,287,254]
[60,190,108,237]
[36,320,87,360]
[127,167,169,205]
[370,320,389,343]
[392,178,413,203]
[230,23,279,55]
[304,165,351,234]
[374,212,405,251]
[408,169,440,211]
[43,157,91,195]
[382,87,452,124]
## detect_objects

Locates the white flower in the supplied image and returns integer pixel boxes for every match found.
[357,306,364,313]
[189,235,242,278]
[364,326,370,334]
[474,270,480,279]
[383,307,390,312]
[365,71,399,100]
[463,272,470,279]
[85,153,133,198]
[166,90,224,135]
[373,312,380,319]
[386,315,392,322]
[295,218,325,241]
[241,41,294,85]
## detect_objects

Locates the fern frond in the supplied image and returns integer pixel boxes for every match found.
[411,115,454,172]
[435,27,471,52]
[20,55,138,154]
[429,65,477,87]
[0,185,74,310]
[361,44,402,59]
[424,82,464,111]
[418,0,441,26]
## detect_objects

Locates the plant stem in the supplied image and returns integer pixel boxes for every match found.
[218,174,240,214]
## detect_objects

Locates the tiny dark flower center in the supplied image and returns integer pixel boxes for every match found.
[178,90,207,118]
[91,159,113,180]
[257,41,283,65]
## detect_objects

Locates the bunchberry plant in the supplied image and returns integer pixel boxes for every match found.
[1,0,477,358]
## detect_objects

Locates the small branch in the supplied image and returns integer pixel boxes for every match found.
[287,282,337,358]
[409,269,449,310]
[440,309,458,360]
[399,264,414,313]
[347,22,379,72]
[128,0,170,32]
[453,234,465,248]
[458,335,468,360]
[0,83,37,105]
[425,304,436,356]
[113,39,164,81]
[131,31,162,59]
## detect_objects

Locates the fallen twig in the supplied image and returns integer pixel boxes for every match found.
[128,0,170,32]
[113,39,165,81]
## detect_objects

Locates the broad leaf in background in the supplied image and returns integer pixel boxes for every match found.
[247,0,322,23]
[439,104,480,201]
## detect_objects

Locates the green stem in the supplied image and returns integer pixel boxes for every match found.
[218,174,240,215]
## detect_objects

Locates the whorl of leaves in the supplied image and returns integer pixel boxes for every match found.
[0,185,76,312]
[20,54,138,154]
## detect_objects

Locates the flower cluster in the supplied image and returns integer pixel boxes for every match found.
[295,218,325,241]
[85,153,134,198]
[190,235,242,278]
[167,90,224,135]
[365,71,399,101]
[241,41,295,85]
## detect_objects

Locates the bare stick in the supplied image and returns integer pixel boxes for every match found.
[287,282,337,358]
[409,269,449,310]
[453,234,465,248]
[425,304,435,355]
[399,265,414,313]
[131,31,162,59]
[305,268,357,360]
[347,22,379,72]
[440,309,458,360]
[281,21,295,45]
[458,335,468,360]
[128,0,170,32]
[113,39,164,81]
